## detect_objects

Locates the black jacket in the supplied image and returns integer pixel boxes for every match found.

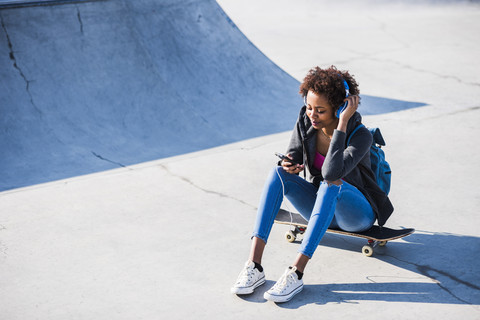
[285,106,394,226]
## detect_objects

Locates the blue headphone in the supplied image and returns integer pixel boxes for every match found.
[336,79,350,118]
[303,79,350,118]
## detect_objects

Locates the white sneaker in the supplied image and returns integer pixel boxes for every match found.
[231,260,266,295]
[264,267,304,303]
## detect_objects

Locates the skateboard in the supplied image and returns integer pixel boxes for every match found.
[275,209,415,257]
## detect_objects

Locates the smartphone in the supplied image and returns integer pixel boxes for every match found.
[275,152,298,165]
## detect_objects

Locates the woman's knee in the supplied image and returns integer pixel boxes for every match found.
[334,191,375,232]
[275,165,289,176]
[337,198,374,230]
[269,166,296,185]
[318,181,342,195]
[266,166,284,182]
[335,212,374,232]
[323,179,343,186]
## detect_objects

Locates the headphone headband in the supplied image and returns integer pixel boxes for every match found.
[342,78,350,98]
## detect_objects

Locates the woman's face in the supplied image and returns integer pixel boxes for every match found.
[305,90,337,130]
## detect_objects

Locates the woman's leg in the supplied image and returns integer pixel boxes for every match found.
[233,167,318,295]
[251,171,375,267]
[248,237,266,265]
[262,181,338,302]
[297,181,341,260]
[250,166,318,263]
[262,179,376,302]
[295,180,375,266]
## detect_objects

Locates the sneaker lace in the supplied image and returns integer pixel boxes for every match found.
[272,269,296,292]
[237,265,254,285]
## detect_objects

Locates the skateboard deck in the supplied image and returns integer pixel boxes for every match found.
[275,209,414,256]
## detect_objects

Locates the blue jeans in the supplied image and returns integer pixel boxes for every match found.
[252,167,375,258]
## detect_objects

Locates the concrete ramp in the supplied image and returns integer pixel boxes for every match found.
[0,0,301,191]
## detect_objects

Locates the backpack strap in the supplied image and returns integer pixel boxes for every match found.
[346,123,365,146]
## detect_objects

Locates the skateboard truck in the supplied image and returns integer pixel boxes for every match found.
[362,239,388,257]
[285,226,306,243]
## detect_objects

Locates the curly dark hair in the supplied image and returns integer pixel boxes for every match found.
[299,66,360,112]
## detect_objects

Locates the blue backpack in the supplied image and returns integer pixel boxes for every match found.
[347,124,391,195]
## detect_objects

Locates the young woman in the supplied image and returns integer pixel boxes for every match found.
[231,66,393,303]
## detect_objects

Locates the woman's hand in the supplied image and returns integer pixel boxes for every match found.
[337,95,360,132]
[281,153,304,174]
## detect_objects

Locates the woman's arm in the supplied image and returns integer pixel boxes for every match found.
[321,127,371,181]
[322,95,371,181]
[337,95,360,133]
[282,113,306,174]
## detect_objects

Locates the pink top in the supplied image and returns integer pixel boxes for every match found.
[314,152,325,171]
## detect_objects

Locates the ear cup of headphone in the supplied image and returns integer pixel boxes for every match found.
[336,102,347,118]
[336,79,350,118]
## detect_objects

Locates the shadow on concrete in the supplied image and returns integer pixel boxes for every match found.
[272,230,480,308]
[0,0,427,192]
[359,95,426,115]
[234,280,276,304]
[288,282,455,306]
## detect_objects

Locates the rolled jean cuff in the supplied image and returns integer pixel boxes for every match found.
[297,248,313,259]
[251,232,268,244]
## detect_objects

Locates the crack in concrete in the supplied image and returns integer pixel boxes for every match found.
[368,15,411,50]
[414,106,480,123]
[334,51,480,88]
[0,243,7,258]
[91,151,132,170]
[76,6,84,35]
[0,226,7,258]
[0,15,69,146]
[368,57,480,87]
[159,164,257,209]
[0,14,42,116]
[384,253,479,305]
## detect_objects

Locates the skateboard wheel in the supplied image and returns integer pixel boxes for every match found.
[285,230,296,243]
[379,241,387,247]
[362,245,374,257]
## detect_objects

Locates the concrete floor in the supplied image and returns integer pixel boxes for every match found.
[1,0,480,319]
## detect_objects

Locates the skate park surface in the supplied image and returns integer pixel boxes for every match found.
[1,0,479,319]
